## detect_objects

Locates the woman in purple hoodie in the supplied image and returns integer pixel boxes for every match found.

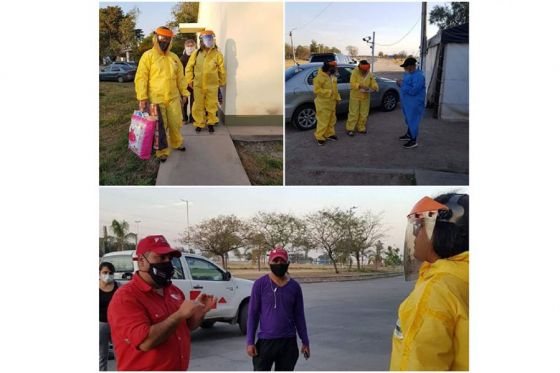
[246,247,310,371]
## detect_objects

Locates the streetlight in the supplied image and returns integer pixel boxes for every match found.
[180,199,191,252]
[134,220,142,246]
[362,32,376,72]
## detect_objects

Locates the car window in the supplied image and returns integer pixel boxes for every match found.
[306,69,319,85]
[186,257,225,281]
[103,255,134,273]
[310,55,334,63]
[337,67,353,84]
[172,257,185,279]
[111,66,121,72]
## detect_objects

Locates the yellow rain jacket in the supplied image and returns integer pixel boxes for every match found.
[134,36,189,104]
[390,251,469,371]
[313,69,341,141]
[349,68,378,100]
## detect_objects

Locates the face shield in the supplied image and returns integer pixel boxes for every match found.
[156,34,171,52]
[201,34,215,48]
[403,197,448,281]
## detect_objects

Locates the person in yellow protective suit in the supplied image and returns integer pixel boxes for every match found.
[345,60,379,136]
[185,30,226,134]
[135,26,189,162]
[390,193,469,371]
[313,61,341,146]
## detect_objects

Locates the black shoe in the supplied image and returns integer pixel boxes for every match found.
[358,130,367,135]
[399,133,412,141]
[195,127,202,133]
[317,140,326,146]
[157,156,168,163]
[347,131,355,137]
[209,125,215,133]
[177,146,186,152]
[327,135,338,141]
[403,139,418,149]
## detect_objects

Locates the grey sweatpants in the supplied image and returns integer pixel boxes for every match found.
[99,321,111,371]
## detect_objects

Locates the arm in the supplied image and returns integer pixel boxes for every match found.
[350,70,360,91]
[217,52,227,87]
[400,73,425,96]
[313,75,332,98]
[175,55,189,98]
[246,281,261,346]
[294,283,310,347]
[134,53,150,101]
[185,51,197,86]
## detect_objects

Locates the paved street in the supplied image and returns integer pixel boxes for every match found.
[108,276,413,371]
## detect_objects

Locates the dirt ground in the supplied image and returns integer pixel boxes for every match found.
[285,107,469,185]
[233,141,283,185]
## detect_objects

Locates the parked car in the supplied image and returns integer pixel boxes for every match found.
[99,64,136,83]
[111,61,138,69]
[309,53,356,65]
[285,63,400,130]
[100,250,253,334]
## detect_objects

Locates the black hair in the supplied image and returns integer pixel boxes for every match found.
[99,262,116,273]
[321,61,331,72]
[359,59,369,65]
[432,193,469,259]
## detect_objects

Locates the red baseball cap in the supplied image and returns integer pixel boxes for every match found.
[268,246,289,262]
[134,235,181,259]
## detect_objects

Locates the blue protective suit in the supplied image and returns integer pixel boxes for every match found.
[400,69,426,140]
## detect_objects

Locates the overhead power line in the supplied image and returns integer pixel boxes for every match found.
[290,3,333,32]
[376,17,421,47]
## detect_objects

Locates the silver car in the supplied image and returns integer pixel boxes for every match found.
[285,63,400,130]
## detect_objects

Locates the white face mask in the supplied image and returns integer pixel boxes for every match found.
[101,274,114,284]
[185,46,195,55]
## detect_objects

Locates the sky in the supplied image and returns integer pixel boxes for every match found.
[285,2,446,56]
[100,2,177,37]
[99,186,468,257]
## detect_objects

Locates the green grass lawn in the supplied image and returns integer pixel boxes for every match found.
[99,82,159,185]
[233,141,283,185]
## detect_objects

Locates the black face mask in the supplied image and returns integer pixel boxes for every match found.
[143,255,174,287]
[270,263,289,278]
[158,41,170,52]
[328,68,337,75]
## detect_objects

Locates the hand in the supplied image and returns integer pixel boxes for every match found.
[176,300,205,320]
[181,96,188,105]
[188,82,193,89]
[396,79,402,87]
[139,100,148,111]
[246,345,258,357]
[195,293,218,313]
[301,345,310,360]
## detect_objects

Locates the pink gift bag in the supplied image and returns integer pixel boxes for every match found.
[128,111,156,160]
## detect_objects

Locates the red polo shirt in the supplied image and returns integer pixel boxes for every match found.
[107,273,191,371]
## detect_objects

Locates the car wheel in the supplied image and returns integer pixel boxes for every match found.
[292,104,317,131]
[200,320,216,329]
[381,90,398,112]
[117,76,124,83]
[238,302,248,335]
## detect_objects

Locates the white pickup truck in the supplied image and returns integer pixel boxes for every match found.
[101,250,253,334]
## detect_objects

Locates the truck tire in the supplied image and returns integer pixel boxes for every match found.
[200,320,216,329]
[238,302,248,335]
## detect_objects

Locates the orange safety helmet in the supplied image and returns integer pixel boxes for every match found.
[408,196,448,218]
[155,26,174,38]
[200,30,216,37]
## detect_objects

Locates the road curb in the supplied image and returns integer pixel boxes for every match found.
[292,271,403,284]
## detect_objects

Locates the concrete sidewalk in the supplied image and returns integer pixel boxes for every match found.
[286,107,468,185]
[156,124,251,185]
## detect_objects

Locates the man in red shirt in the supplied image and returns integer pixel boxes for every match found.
[108,235,217,371]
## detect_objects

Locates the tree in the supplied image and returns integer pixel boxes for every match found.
[99,6,140,62]
[310,40,319,54]
[384,245,403,267]
[285,43,294,59]
[110,219,137,251]
[378,51,385,58]
[167,2,199,55]
[331,47,341,54]
[429,2,469,30]
[182,215,247,269]
[345,45,359,58]
[295,45,310,60]
[371,240,385,270]
[303,208,349,274]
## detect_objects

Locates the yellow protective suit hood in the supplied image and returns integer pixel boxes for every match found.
[390,251,469,371]
[134,35,188,104]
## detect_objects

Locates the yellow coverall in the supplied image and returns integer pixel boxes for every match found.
[185,47,227,129]
[135,36,189,158]
[346,68,379,133]
[313,69,341,141]
[390,251,469,371]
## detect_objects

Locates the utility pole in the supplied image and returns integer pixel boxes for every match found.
[180,199,191,252]
[289,30,297,65]
[371,31,376,73]
[134,220,142,246]
[420,2,427,71]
